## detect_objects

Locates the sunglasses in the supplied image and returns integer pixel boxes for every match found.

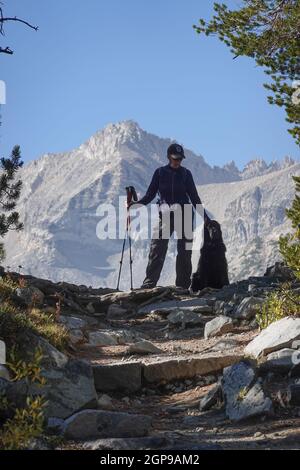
[170,155,183,161]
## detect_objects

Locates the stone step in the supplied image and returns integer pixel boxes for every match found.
[92,352,244,392]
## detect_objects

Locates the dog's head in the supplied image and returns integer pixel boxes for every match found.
[205,220,223,243]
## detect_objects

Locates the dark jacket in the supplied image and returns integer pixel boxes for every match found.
[138,164,202,208]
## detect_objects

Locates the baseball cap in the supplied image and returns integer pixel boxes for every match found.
[167,143,185,160]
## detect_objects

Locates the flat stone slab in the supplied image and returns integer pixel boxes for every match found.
[138,298,214,314]
[245,316,300,358]
[142,353,244,384]
[83,436,171,450]
[63,409,152,440]
[93,362,142,392]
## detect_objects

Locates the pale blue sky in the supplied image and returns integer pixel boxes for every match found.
[0,0,299,168]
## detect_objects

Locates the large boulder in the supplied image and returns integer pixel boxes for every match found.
[2,332,97,419]
[62,409,152,440]
[244,317,300,358]
[30,358,98,419]
[222,361,273,422]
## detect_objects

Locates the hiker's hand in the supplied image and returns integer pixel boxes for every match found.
[128,200,139,209]
[204,212,211,225]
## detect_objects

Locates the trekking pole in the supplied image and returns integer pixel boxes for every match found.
[116,215,128,291]
[116,186,138,291]
[126,186,138,290]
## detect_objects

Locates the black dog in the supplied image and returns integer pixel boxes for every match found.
[191,220,229,292]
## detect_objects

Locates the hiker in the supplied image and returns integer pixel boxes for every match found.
[128,143,210,289]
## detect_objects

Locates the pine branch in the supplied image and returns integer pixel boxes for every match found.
[0,16,38,32]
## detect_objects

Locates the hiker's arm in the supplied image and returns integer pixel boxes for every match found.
[186,170,210,223]
[186,170,202,207]
[135,169,159,206]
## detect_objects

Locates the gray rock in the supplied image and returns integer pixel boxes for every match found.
[260,348,296,373]
[199,383,222,411]
[88,331,118,346]
[208,338,239,352]
[138,298,214,315]
[204,315,234,339]
[59,315,87,330]
[214,301,234,316]
[127,340,163,355]
[222,361,273,422]
[93,361,142,392]
[0,364,10,381]
[287,384,300,406]
[143,353,244,384]
[83,436,169,450]
[88,329,139,347]
[30,359,98,419]
[98,394,114,410]
[0,378,28,409]
[62,409,152,440]
[47,417,65,434]
[167,309,204,327]
[233,297,265,320]
[15,286,44,306]
[69,328,86,345]
[106,304,128,319]
[245,317,300,358]
[264,262,296,281]
[86,302,95,314]
[19,333,68,369]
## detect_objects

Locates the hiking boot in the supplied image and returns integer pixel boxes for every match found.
[140,283,156,289]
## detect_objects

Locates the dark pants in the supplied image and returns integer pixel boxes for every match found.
[142,206,194,289]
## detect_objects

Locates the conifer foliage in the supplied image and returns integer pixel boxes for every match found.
[279,175,300,278]
[0,145,24,261]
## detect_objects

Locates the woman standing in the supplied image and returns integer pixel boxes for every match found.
[129,143,209,289]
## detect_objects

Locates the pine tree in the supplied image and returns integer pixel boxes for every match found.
[279,175,300,278]
[0,145,24,262]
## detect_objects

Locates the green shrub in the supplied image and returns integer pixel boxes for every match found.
[256,282,300,330]
[0,302,69,351]
[0,348,47,450]
[0,396,46,450]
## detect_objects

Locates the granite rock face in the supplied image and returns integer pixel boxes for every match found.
[245,317,300,358]
[222,361,273,422]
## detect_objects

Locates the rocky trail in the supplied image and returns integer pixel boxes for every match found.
[1,262,300,450]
